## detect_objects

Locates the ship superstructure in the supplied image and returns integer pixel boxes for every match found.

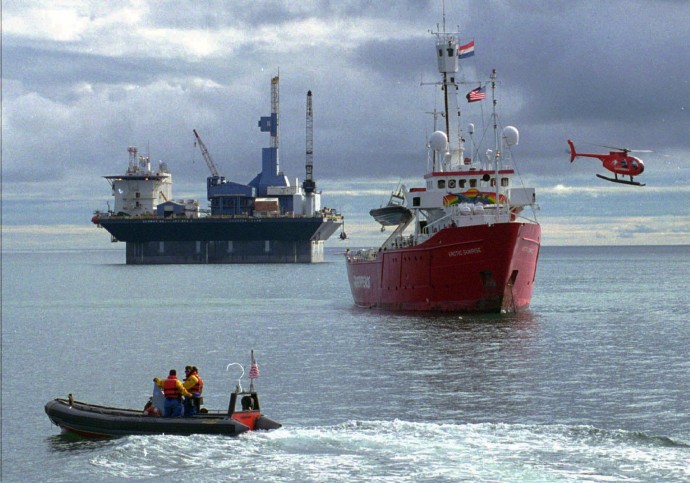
[345,20,541,313]
[93,76,343,264]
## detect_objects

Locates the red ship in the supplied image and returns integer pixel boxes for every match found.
[345,21,541,313]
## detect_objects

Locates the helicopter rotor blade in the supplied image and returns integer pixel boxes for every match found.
[586,142,652,153]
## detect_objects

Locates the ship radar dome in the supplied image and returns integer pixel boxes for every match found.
[503,126,519,146]
[429,130,448,153]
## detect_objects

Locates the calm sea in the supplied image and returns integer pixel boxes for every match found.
[2,245,689,481]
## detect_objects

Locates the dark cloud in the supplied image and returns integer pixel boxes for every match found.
[3,45,169,98]
[2,0,689,187]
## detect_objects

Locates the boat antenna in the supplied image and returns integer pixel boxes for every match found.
[442,0,446,33]
[226,362,245,393]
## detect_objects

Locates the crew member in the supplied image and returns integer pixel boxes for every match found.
[155,369,191,417]
[183,365,204,416]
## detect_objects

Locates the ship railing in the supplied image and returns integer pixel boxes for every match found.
[345,248,378,262]
[510,209,540,224]
[388,234,417,250]
[422,204,515,235]
[98,212,343,221]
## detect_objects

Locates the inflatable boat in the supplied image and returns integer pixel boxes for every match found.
[45,352,281,438]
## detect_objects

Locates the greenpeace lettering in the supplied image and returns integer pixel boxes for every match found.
[448,247,482,257]
[353,275,371,289]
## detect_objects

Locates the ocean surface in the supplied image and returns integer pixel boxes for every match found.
[1,245,689,481]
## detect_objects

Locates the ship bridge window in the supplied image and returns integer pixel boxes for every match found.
[448,179,456,188]
[490,178,496,187]
[459,179,466,188]
[438,49,443,57]
[447,48,454,57]
[469,179,477,188]
[413,197,420,207]
[501,178,510,187]
[437,179,445,189]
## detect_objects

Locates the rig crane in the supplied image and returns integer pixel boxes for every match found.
[193,129,220,177]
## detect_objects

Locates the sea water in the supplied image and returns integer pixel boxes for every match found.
[1,245,689,481]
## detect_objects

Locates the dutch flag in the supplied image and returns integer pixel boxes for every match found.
[458,40,475,59]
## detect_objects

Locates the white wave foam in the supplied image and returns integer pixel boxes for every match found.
[87,421,690,481]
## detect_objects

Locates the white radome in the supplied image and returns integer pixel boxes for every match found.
[503,126,519,146]
[429,130,449,152]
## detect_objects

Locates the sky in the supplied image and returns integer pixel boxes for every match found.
[2,0,689,250]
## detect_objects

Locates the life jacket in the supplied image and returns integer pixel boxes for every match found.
[163,376,180,399]
[190,372,203,395]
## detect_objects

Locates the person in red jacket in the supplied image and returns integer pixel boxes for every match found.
[154,369,191,417]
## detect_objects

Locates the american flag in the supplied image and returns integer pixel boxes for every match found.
[249,361,259,379]
[466,86,486,103]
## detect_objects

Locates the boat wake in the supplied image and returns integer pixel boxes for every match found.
[81,420,688,481]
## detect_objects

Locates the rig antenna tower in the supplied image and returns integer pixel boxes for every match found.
[303,90,316,194]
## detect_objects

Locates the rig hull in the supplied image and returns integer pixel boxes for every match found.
[346,222,540,313]
[96,215,341,264]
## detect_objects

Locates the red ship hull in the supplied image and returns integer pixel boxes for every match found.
[346,222,541,313]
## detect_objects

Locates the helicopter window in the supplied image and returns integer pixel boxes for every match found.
[448,179,456,188]
[469,179,477,188]
[459,179,466,188]
[621,160,628,168]
[632,162,638,169]
[501,178,510,187]
[437,180,445,189]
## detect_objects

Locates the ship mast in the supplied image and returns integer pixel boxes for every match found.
[491,68,500,222]
[434,25,464,170]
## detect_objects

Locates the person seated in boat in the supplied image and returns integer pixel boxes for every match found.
[143,380,165,416]
[241,395,254,411]
[182,365,204,417]
[143,397,161,416]
[154,369,192,417]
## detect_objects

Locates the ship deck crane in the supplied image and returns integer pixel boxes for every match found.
[193,129,220,177]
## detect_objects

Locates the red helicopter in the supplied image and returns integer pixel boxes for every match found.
[567,139,648,186]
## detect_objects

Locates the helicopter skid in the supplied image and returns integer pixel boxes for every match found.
[596,174,645,186]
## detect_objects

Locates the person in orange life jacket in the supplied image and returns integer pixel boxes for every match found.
[154,369,192,417]
[183,365,204,416]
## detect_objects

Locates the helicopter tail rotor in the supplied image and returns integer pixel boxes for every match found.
[567,139,577,163]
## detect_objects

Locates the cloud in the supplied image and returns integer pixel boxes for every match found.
[3,0,689,248]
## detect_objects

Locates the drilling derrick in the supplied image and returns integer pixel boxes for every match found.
[271,75,279,149]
